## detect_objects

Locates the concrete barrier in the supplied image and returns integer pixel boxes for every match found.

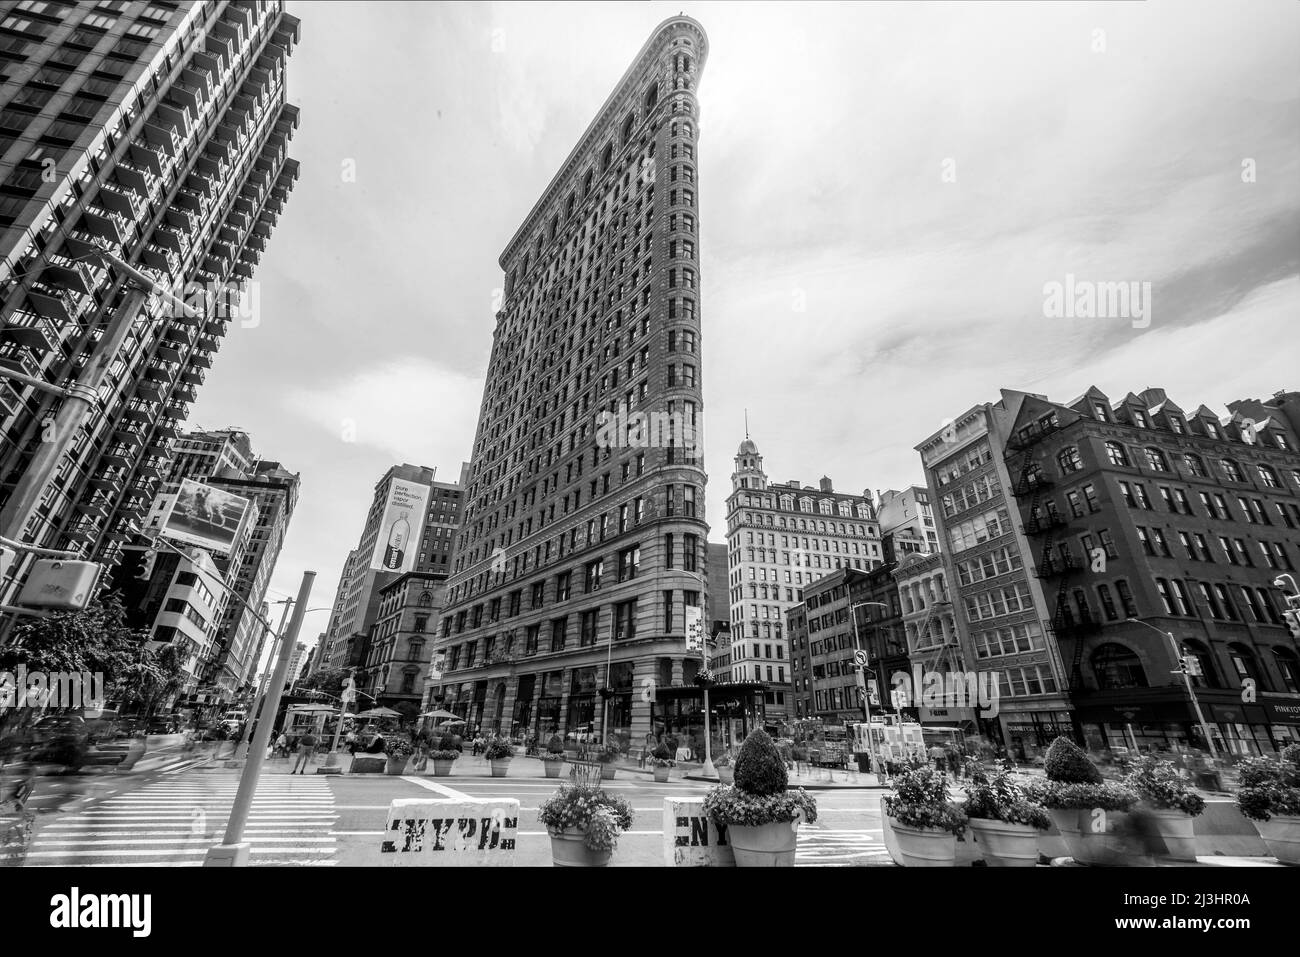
[379,798,519,866]
[664,798,734,866]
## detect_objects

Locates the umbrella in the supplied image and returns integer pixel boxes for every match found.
[288,705,339,714]
[352,707,402,719]
[420,708,460,720]
[437,719,467,728]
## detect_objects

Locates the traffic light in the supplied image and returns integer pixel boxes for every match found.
[135,547,157,580]
[1285,609,1300,641]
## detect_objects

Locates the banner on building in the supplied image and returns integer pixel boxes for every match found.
[429,653,446,681]
[685,605,704,653]
[160,479,252,555]
[369,479,431,573]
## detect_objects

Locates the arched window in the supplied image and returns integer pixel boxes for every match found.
[644,83,658,112]
[565,193,575,218]
[1144,447,1169,472]
[1274,647,1300,694]
[582,169,594,196]
[1105,441,1130,467]
[1227,643,1263,690]
[1181,639,1220,689]
[1056,446,1083,473]
[418,591,432,607]
[1091,643,1148,690]
[1183,453,1206,477]
[600,141,613,172]
[621,112,636,145]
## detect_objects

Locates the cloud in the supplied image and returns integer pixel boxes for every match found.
[284,357,483,468]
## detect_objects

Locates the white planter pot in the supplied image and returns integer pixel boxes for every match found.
[1048,808,1135,866]
[968,818,1041,867]
[891,821,957,867]
[1251,814,1300,866]
[1147,807,1198,862]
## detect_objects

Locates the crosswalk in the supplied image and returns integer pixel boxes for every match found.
[796,826,892,866]
[26,774,338,866]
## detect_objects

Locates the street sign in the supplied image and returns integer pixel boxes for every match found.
[852,649,868,668]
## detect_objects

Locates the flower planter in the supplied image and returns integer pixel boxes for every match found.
[1147,807,1199,862]
[1048,808,1133,866]
[891,822,957,867]
[1251,814,1300,866]
[600,765,617,781]
[488,758,510,778]
[544,761,564,779]
[729,821,799,867]
[432,759,455,777]
[653,766,671,783]
[717,766,734,785]
[968,818,1040,867]
[547,827,612,867]
[385,756,409,776]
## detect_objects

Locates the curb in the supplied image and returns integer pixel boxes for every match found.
[681,773,887,791]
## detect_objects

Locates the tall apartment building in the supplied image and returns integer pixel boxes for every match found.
[322,463,465,673]
[137,426,297,698]
[0,1,299,606]
[916,391,1073,758]
[724,435,883,720]
[110,541,226,699]
[1003,386,1300,755]
[430,18,710,747]
[878,486,938,555]
[786,565,905,725]
[205,456,297,688]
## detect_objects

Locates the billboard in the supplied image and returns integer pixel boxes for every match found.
[370,478,431,573]
[160,479,252,555]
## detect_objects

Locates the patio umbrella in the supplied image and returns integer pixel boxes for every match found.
[420,708,460,720]
[352,707,402,719]
[289,705,339,714]
[437,719,467,728]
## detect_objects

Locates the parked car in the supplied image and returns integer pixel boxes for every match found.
[146,714,182,734]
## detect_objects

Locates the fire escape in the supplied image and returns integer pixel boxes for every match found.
[1006,421,1101,690]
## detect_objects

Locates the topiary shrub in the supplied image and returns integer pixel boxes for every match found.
[1280,743,1300,768]
[547,734,565,755]
[733,728,788,797]
[1043,736,1101,784]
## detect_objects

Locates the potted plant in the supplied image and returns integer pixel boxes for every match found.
[597,742,621,780]
[703,728,817,866]
[1235,750,1300,866]
[650,744,675,783]
[539,734,567,778]
[385,738,414,776]
[1026,737,1138,866]
[884,765,967,866]
[962,769,1050,867]
[537,784,634,866]
[484,736,513,777]
[1123,755,1206,862]
[427,734,460,777]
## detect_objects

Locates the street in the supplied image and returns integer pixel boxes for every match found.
[25,755,891,867]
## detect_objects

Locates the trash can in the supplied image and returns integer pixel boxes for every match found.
[855,752,871,773]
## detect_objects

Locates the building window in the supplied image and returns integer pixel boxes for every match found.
[1145,448,1169,472]
[1056,447,1083,474]
[1105,442,1130,467]
[1092,643,1148,690]
[1220,459,1244,483]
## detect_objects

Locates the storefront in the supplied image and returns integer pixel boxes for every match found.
[1073,689,1282,757]
[1262,696,1300,749]
[1000,710,1075,760]
[651,682,767,760]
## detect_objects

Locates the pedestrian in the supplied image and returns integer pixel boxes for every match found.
[292,730,319,774]
[274,731,289,759]
[928,744,945,773]
[345,728,358,754]
[641,730,656,768]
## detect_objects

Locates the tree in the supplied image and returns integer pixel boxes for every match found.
[0,594,152,692]
[297,667,349,696]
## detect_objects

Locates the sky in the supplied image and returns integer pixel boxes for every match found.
[184,0,1300,652]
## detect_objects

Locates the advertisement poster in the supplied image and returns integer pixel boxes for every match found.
[369,478,430,573]
[160,479,252,555]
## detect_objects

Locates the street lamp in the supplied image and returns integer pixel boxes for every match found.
[849,602,890,725]
[1126,618,1220,762]
[679,569,716,776]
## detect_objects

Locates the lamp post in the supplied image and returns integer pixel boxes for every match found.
[679,570,715,776]
[850,602,890,775]
[1126,618,1220,762]
[233,598,295,761]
